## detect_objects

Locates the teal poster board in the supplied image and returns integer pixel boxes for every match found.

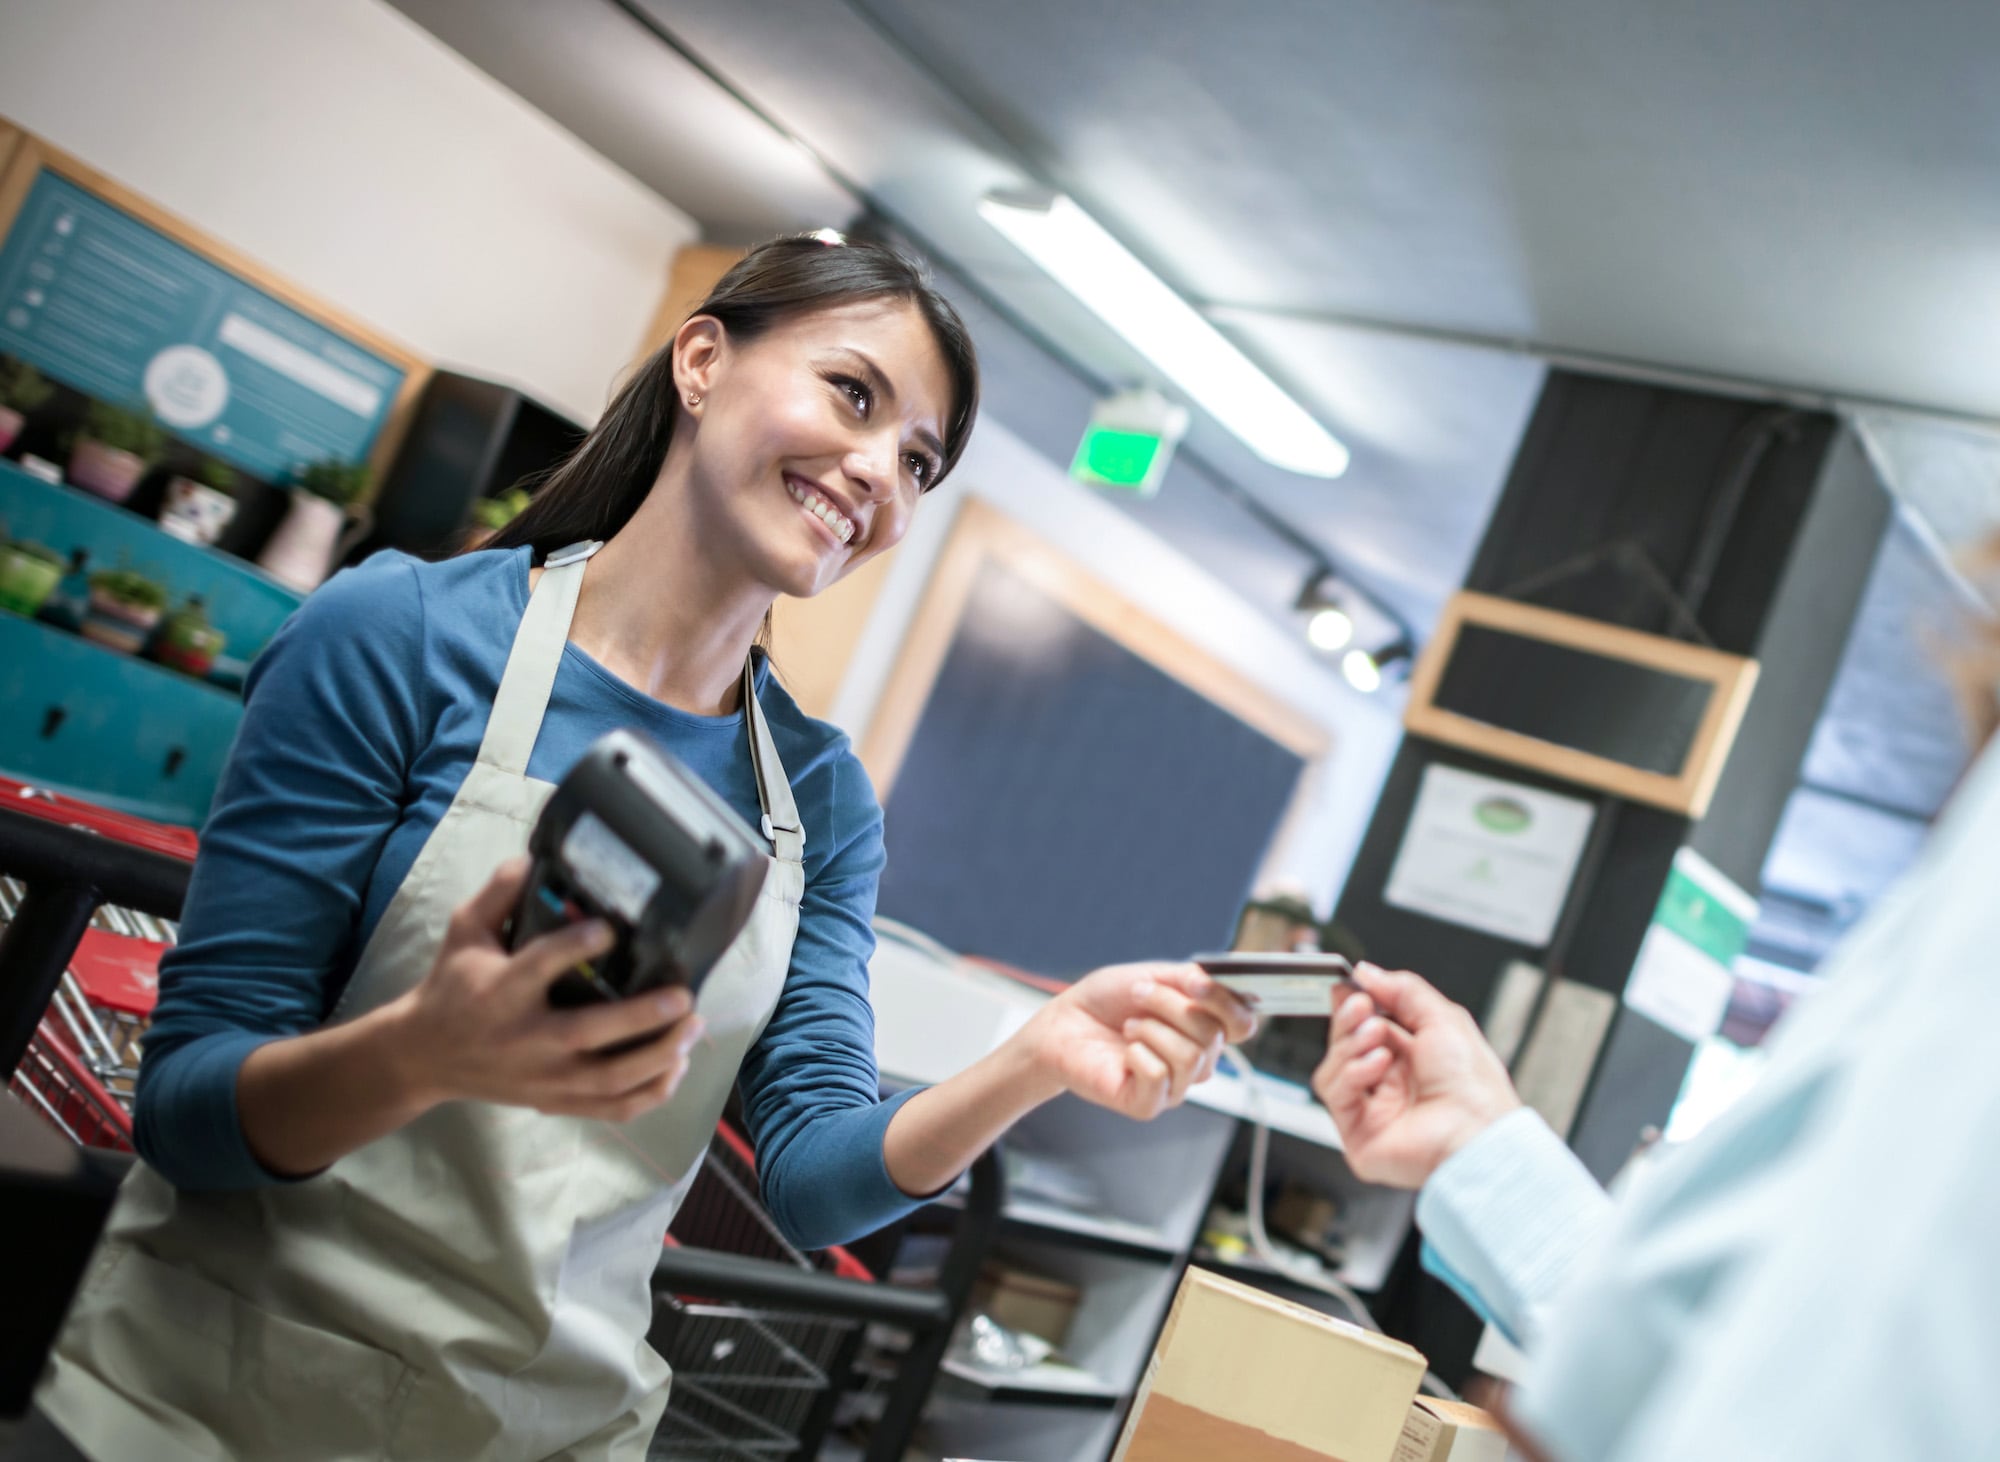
[0,170,406,479]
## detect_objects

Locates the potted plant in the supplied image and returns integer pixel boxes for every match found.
[464,484,532,547]
[159,455,242,546]
[82,566,171,653]
[70,401,168,503]
[0,359,54,454]
[150,593,228,678]
[0,538,66,616]
[258,456,374,592]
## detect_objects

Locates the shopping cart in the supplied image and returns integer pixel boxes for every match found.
[0,778,185,1150]
[651,1122,880,1460]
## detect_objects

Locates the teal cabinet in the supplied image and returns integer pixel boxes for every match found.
[0,462,304,826]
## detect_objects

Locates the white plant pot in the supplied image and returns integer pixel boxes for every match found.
[258,490,363,592]
[159,476,239,546]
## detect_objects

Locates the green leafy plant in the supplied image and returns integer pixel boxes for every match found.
[0,359,54,414]
[194,456,240,493]
[472,486,532,532]
[90,567,171,611]
[81,401,168,460]
[295,457,371,507]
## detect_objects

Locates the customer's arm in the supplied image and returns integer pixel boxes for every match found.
[1312,965,1613,1349]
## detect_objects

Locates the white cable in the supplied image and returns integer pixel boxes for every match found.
[1222,1042,1460,1401]
[1224,1042,1382,1328]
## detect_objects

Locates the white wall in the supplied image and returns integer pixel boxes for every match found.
[831,416,1407,917]
[0,0,699,423]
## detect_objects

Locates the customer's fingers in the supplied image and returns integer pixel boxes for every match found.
[1350,964,1458,1030]
[1132,981,1228,1047]
[1313,1042,1394,1125]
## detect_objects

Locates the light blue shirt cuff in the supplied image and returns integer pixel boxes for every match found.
[1415,1106,1614,1352]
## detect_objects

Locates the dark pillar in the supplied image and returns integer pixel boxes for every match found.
[1332,370,1892,1377]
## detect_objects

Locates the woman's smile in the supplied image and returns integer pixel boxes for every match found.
[784,472,858,547]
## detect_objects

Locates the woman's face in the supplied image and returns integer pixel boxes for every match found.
[677,298,955,601]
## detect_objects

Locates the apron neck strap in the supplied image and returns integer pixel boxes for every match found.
[476,542,600,777]
[743,654,804,866]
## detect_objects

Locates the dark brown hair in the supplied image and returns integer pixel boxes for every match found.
[486,234,979,565]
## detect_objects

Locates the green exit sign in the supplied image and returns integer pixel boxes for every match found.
[1069,388,1187,498]
[1072,425,1167,492]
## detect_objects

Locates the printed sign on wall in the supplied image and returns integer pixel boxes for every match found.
[1383,764,1598,946]
[0,170,405,479]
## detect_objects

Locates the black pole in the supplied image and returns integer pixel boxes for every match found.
[865,1145,1005,1462]
[0,806,194,1082]
[0,884,99,1081]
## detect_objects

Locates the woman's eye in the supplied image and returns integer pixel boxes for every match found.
[834,375,871,414]
[905,453,934,488]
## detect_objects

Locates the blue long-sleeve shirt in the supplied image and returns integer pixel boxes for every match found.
[135,545,921,1250]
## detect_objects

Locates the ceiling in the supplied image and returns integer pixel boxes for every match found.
[389,0,2000,959]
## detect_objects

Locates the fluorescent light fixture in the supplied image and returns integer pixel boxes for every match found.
[979,188,1350,478]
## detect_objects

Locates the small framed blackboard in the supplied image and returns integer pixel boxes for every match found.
[861,501,1329,978]
[0,121,428,480]
[1403,591,1758,816]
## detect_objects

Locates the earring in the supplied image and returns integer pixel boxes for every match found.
[687,393,701,407]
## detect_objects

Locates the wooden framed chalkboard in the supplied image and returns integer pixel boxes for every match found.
[861,501,1330,978]
[1403,591,1759,816]
[0,120,428,482]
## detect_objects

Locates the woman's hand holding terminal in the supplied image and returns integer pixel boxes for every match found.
[238,857,705,1177]
[1310,963,1521,1189]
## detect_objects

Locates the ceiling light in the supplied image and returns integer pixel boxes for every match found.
[979,188,1350,479]
[1341,648,1383,694]
[1306,607,1354,652]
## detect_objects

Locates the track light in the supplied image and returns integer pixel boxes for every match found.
[1307,607,1354,652]
[1341,638,1413,695]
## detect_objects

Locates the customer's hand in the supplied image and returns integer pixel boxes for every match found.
[1310,964,1520,1189]
[1021,963,1258,1121]
[385,856,707,1121]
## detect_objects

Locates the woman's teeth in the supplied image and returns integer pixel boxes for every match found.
[786,479,856,544]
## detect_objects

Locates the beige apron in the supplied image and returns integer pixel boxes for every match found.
[38,543,806,1461]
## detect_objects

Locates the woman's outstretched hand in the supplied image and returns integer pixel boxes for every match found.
[1020,962,1258,1121]
[1309,963,1521,1189]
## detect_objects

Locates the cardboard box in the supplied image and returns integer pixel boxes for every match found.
[1112,1267,1427,1462]
[969,1260,1080,1347]
[1393,1397,1509,1462]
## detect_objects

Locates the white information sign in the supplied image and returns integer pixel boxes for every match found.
[1383,765,1597,946]
[1622,847,1757,1044]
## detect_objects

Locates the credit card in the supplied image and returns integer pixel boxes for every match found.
[1193,953,1355,1017]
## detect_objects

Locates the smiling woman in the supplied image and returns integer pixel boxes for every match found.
[489,234,979,590]
[23,232,1261,1462]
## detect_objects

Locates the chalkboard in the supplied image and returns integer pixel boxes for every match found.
[1404,591,1759,816]
[1434,624,1714,776]
[874,554,1308,980]
[0,168,409,478]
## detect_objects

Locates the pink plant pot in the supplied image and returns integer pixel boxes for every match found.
[0,406,22,455]
[69,438,149,503]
